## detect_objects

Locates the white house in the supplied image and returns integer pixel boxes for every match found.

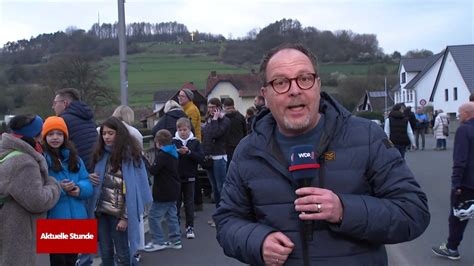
[393,44,474,118]
[205,71,261,115]
[430,45,474,116]
[394,53,443,109]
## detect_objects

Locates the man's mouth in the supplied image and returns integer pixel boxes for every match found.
[288,104,305,111]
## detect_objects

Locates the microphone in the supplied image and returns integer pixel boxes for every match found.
[289,145,320,241]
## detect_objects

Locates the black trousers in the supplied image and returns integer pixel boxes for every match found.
[178,181,195,227]
[447,187,474,250]
[194,178,203,206]
[50,253,77,266]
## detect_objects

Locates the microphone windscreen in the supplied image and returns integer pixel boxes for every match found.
[289,145,319,181]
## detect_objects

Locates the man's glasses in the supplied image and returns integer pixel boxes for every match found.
[265,73,317,94]
[52,99,66,105]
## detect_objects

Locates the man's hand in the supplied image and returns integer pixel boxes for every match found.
[294,187,344,223]
[262,232,294,265]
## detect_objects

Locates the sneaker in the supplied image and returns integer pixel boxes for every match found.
[208,219,216,227]
[169,240,182,249]
[186,226,195,239]
[432,243,460,260]
[134,253,141,262]
[144,241,169,252]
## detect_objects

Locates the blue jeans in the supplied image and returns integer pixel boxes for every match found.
[148,201,181,244]
[206,158,227,207]
[436,139,447,149]
[78,253,92,266]
[98,214,131,266]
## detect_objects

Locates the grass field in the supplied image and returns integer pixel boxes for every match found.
[101,44,397,107]
[102,52,252,106]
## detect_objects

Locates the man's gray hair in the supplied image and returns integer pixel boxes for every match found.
[258,43,319,86]
[56,88,80,101]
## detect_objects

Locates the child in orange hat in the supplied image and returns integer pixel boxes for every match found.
[41,116,93,266]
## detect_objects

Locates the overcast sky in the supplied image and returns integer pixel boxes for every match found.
[0,0,472,55]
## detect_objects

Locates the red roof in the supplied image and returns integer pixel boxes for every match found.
[206,72,261,97]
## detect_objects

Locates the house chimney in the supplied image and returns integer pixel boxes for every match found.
[211,71,217,78]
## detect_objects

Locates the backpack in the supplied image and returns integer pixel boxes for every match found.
[0,150,24,208]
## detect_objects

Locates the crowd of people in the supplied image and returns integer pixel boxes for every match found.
[0,44,473,265]
[0,85,252,265]
[383,103,456,155]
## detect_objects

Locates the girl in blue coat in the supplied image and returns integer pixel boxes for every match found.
[42,116,93,266]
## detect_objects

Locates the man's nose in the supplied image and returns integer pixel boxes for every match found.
[288,79,301,95]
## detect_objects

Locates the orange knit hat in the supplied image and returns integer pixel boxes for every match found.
[42,116,68,139]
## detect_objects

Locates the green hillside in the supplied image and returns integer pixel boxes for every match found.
[102,47,397,107]
[103,53,252,106]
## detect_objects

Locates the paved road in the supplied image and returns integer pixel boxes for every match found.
[38,135,473,265]
[387,134,474,266]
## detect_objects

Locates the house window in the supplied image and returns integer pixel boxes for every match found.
[453,87,458,100]
[401,72,406,83]
[445,89,449,101]
[402,91,406,102]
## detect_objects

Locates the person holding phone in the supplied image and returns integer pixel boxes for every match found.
[41,116,93,266]
[201,98,230,226]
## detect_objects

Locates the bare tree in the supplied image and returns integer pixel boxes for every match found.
[40,53,117,110]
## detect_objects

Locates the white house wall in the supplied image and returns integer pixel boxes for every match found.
[207,81,255,115]
[432,51,470,115]
[412,57,443,109]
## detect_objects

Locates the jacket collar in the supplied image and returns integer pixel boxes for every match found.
[247,92,350,181]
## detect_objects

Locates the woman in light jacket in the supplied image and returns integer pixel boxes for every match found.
[433,109,449,150]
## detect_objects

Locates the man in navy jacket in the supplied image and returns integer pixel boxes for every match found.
[213,43,430,265]
[52,88,97,172]
[433,102,474,261]
[52,88,98,266]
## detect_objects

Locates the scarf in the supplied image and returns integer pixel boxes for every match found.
[88,146,153,263]
[173,131,195,146]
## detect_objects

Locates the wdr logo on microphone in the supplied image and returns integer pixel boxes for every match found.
[291,151,315,162]
[298,152,314,159]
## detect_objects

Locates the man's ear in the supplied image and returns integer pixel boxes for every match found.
[64,99,71,108]
[260,87,266,98]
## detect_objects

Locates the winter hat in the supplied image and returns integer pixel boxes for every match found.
[42,116,68,139]
[182,88,194,101]
[12,115,43,138]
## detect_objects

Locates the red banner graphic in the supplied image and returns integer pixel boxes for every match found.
[36,219,98,254]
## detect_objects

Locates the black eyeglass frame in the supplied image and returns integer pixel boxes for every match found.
[265,73,318,94]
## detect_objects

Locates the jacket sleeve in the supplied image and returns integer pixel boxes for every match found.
[329,124,430,244]
[208,116,230,139]
[76,159,94,199]
[149,152,164,176]
[8,155,61,213]
[451,126,468,188]
[213,150,275,265]
[188,141,204,164]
